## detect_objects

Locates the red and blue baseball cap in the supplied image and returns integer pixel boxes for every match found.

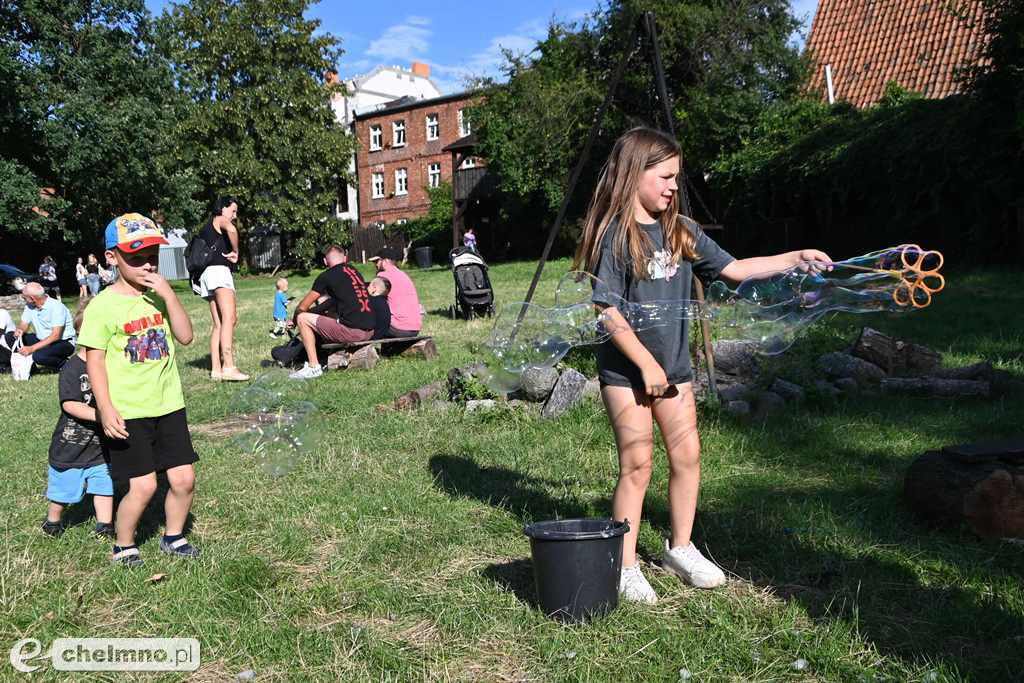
[105,213,168,253]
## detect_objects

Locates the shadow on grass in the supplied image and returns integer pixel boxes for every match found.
[481,558,539,609]
[113,472,194,548]
[429,453,616,609]
[702,402,1024,682]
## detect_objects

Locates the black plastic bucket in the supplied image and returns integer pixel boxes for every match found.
[523,518,629,622]
[414,246,434,268]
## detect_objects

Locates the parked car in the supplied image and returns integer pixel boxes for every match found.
[0,263,38,295]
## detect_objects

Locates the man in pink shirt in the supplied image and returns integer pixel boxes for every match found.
[368,248,422,337]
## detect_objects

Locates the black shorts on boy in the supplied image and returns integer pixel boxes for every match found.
[103,408,199,482]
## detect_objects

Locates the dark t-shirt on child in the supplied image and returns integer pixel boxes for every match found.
[592,216,734,389]
[48,355,105,470]
[311,264,376,331]
[370,296,391,339]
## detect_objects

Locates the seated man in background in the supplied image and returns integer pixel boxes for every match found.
[289,244,375,380]
[368,247,422,338]
[3,282,76,370]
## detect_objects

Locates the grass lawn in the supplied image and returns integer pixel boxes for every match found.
[1,258,1022,682]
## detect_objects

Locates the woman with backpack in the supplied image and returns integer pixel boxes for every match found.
[192,196,249,381]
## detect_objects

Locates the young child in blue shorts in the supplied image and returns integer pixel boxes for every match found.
[42,300,114,538]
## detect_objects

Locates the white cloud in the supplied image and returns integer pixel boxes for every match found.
[365,16,432,61]
[430,16,551,93]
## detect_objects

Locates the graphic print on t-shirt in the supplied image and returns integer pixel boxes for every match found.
[122,313,170,364]
[647,249,679,281]
[343,265,371,313]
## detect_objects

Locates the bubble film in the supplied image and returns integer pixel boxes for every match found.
[480,245,943,385]
[231,371,319,477]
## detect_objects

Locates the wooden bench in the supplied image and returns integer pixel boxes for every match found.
[320,336,437,370]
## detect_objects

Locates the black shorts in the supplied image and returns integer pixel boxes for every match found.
[104,408,199,482]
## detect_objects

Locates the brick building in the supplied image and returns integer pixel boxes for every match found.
[353,91,481,227]
[805,0,989,108]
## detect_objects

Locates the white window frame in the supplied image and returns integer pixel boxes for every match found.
[427,162,441,188]
[371,172,385,199]
[369,125,382,151]
[394,168,408,195]
[392,120,406,147]
[459,156,476,169]
[425,113,439,141]
[458,108,471,137]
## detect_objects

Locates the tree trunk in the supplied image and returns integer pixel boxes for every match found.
[851,327,941,374]
[904,441,1024,538]
[880,377,989,398]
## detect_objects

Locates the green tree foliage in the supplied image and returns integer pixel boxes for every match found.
[710,1,1023,264]
[158,0,357,267]
[473,0,805,231]
[0,0,199,247]
[401,182,454,245]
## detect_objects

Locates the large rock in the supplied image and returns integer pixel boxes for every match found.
[520,366,560,402]
[770,378,805,403]
[753,390,786,417]
[717,382,750,402]
[712,340,760,376]
[465,399,497,412]
[818,352,885,383]
[723,400,751,417]
[542,368,588,419]
[833,377,858,394]
[813,379,843,399]
[583,378,601,401]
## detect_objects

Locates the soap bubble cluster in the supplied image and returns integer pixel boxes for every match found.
[480,245,944,391]
[230,371,320,477]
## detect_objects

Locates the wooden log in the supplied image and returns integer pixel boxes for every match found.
[400,338,439,360]
[391,379,446,411]
[387,362,484,411]
[347,345,378,370]
[851,327,941,375]
[904,440,1024,538]
[880,377,989,398]
[932,361,993,381]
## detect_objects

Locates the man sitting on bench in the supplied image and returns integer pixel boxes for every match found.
[289,244,375,380]
[368,247,422,338]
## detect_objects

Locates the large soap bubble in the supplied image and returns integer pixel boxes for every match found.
[479,244,944,390]
[230,371,320,477]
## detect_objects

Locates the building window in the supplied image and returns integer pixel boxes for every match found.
[458,108,471,137]
[371,172,385,199]
[459,156,476,169]
[427,162,441,188]
[425,113,439,141]
[392,120,406,147]
[335,181,350,216]
[369,125,382,151]
[395,168,408,195]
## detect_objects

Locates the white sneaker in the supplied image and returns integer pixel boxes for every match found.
[619,563,658,604]
[288,363,323,380]
[662,540,726,588]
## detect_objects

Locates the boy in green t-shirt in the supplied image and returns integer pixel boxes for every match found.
[79,213,200,567]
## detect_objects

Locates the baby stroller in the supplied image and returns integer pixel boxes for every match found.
[449,246,495,319]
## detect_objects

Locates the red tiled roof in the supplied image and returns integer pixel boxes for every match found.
[805,0,990,107]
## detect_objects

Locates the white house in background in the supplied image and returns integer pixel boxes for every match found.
[329,63,442,223]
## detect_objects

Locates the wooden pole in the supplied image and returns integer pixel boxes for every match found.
[645,11,718,400]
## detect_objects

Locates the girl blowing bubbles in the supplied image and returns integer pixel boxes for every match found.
[573,128,831,603]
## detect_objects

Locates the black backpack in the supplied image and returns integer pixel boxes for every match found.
[271,336,306,366]
[184,234,216,280]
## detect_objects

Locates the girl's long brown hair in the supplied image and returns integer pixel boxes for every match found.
[572,127,697,280]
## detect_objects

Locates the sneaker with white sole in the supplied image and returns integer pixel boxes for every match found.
[619,563,658,604]
[661,540,726,588]
[289,362,323,380]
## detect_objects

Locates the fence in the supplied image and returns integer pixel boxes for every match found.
[247,230,282,271]
[350,224,406,263]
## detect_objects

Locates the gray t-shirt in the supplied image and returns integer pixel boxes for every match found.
[592,216,734,388]
[48,355,105,470]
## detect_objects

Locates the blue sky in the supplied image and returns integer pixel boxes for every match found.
[145,0,821,95]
